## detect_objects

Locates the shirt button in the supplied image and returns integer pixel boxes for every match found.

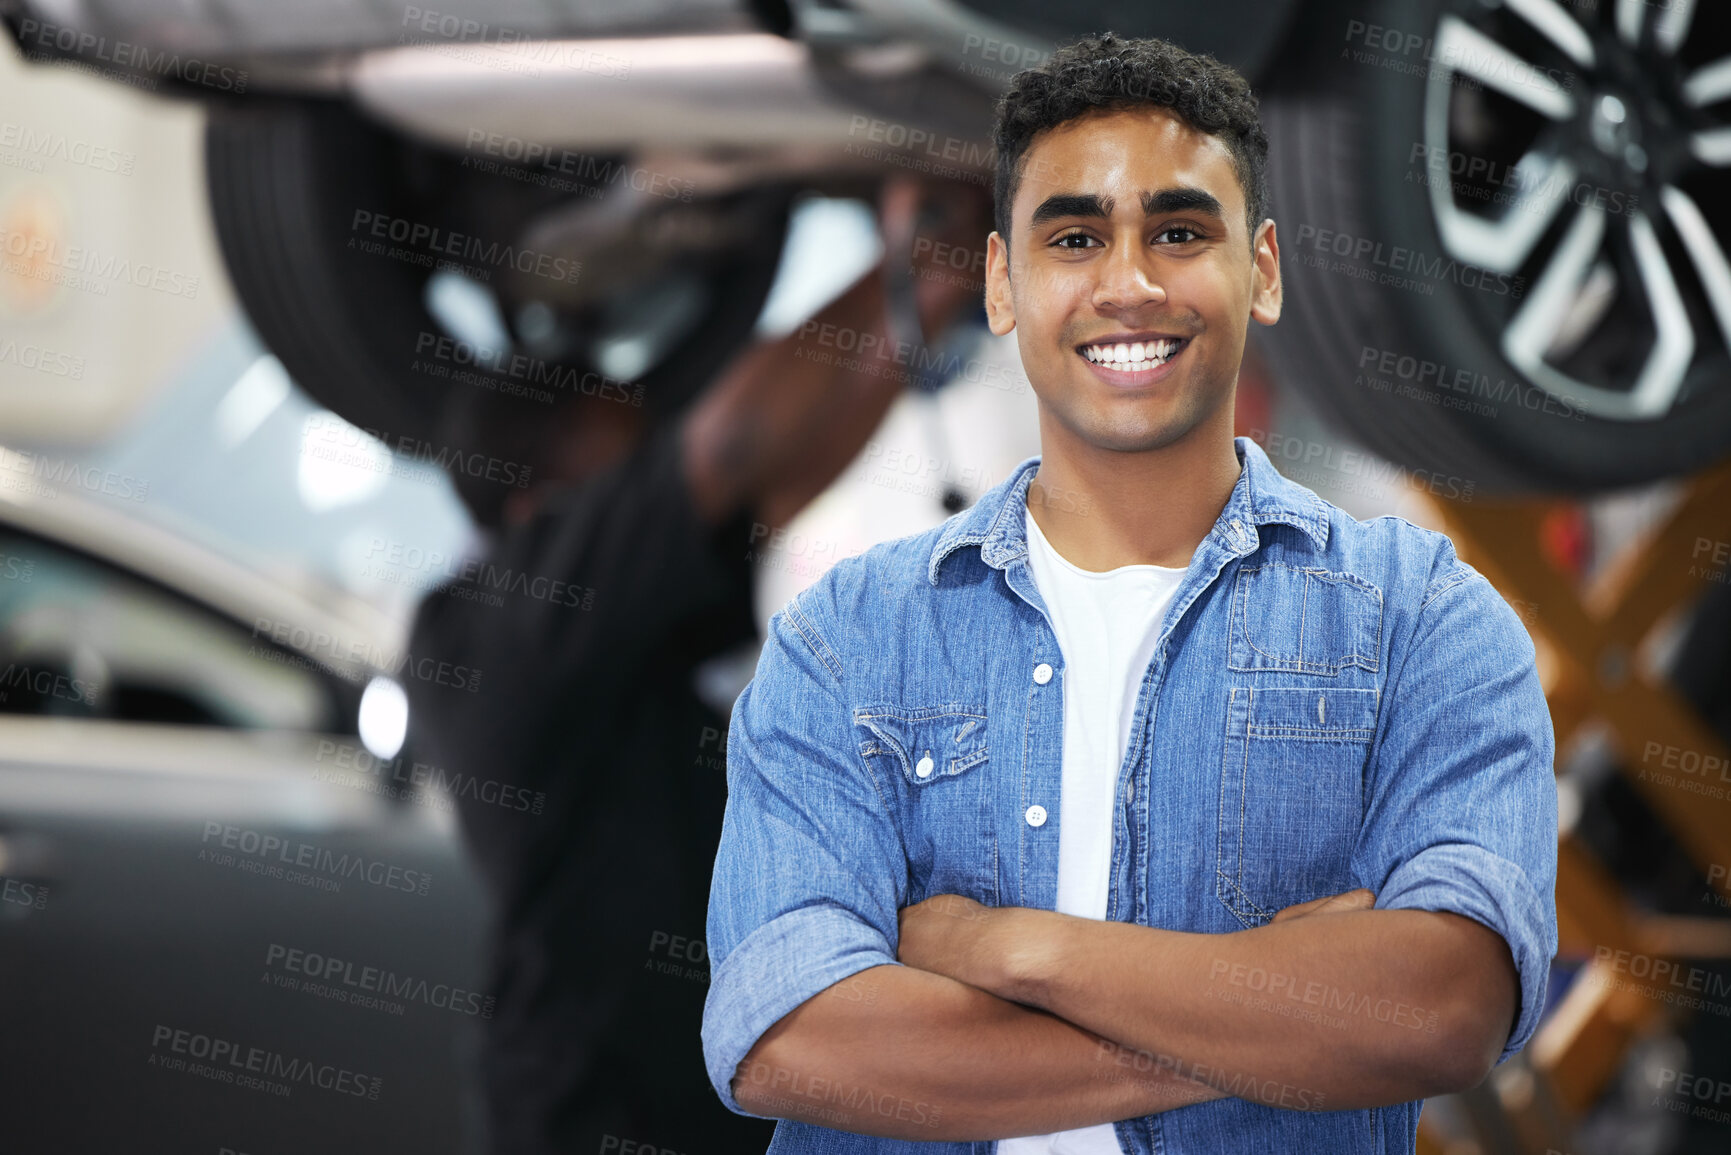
[1025,804,1047,827]
[1033,662,1053,684]
[915,754,934,778]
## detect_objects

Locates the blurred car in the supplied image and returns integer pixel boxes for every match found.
[5,0,1727,497]
[0,468,489,1155]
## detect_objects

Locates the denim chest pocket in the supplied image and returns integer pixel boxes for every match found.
[1229,563,1383,675]
[1216,686,1378,928]
[855,703,997,905]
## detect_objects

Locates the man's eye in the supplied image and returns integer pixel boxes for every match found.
[1155,226,1202,244]
[1052,232,1098,249]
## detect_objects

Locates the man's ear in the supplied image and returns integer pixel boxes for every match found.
[1250,218,1282,327]
[984,230,1017,337]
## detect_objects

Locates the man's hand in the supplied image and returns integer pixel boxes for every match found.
[1269,888,1376,924]
[896,893,1001,990]
[881,174,992,340]
[679,175,993,531]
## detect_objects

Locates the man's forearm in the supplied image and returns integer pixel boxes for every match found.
[731,963,1225,1140]
[981,907,1516,1110]
[681,266,901,530]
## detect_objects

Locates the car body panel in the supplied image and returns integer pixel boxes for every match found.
[0,486,488,1153]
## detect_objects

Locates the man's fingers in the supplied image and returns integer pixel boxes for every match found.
[1271,887,1375,923]
[1269,895,1326,923]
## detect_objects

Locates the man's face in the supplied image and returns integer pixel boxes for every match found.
[983,107,1281,455]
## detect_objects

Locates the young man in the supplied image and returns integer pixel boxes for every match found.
[701,32,1558,1155]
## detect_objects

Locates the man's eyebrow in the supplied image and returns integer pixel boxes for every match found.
[1027,187,1226,229]
[1142,187,1225,218]
[1029,193,1112,227]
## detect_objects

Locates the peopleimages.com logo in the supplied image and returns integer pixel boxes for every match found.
[264,942,495,1018]
[14,17,250,92]
[148,1024,379,1099]
[199,822,433,897]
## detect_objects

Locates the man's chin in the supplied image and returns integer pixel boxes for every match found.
[1057,407,1206,455]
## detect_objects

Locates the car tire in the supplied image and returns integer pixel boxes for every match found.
[1257,0,1731,493]
[205,99,793,524]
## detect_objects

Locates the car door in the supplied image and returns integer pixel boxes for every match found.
[0,523,490,1155]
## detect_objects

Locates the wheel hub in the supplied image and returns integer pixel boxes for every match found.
[1589,92,1645,172]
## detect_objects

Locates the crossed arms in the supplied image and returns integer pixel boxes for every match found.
[710,565,1556,1141]
[729,887,1518,1139]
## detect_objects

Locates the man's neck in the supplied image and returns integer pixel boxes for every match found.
[1026,418,1242,572]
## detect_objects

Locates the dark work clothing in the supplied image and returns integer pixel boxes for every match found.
[404,415,775,1155]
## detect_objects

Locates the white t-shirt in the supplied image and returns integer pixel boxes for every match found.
[998,504,1188,1155]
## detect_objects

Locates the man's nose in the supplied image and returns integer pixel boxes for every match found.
[1090,242,1166,312]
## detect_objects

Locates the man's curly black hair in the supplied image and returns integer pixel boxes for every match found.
[992,32,1270,255]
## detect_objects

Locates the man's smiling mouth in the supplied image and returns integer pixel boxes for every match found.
[1077,336,1189,373]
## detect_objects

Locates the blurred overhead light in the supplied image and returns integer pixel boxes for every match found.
[753,197,882,339]
[358,675,409,761]
[296,410,390,512]
[214,354,292,450]
[426,269,513,353]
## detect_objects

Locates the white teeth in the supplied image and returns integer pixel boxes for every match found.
[1081,338,1183,367]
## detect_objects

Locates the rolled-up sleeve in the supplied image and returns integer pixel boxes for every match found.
[1354,552,1559,1065]
[702,583,909,1116]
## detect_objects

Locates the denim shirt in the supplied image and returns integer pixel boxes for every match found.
[702,436,1558,1155]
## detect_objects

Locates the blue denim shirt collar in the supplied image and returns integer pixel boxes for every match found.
[928,435,1332,586]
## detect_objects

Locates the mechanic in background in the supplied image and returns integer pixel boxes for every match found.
[403,175,991,1155]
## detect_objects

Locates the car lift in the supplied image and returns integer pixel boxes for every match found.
[1414,459,1731,1155]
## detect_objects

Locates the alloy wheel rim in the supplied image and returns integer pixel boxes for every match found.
[1421,0,1731,421]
